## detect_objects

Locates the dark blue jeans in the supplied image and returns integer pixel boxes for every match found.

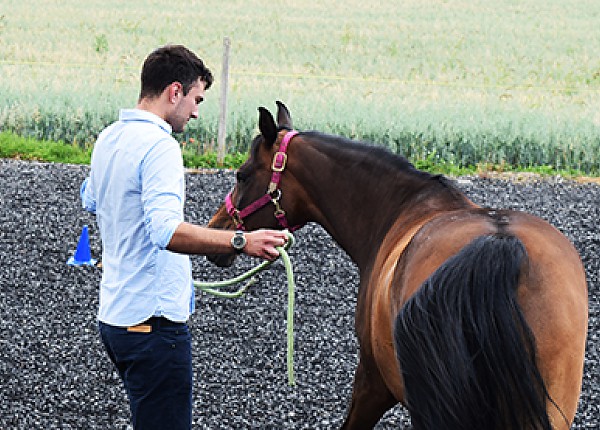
[99,318,192,430]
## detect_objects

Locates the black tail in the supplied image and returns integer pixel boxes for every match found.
[394,234,553,430]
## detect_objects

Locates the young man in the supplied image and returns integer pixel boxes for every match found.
[80,44,287,429]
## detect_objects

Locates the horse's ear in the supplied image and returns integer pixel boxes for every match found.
[276,101,293,129]
[258,107,277,147]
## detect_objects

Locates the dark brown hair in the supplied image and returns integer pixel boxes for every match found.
[139,44,213,100]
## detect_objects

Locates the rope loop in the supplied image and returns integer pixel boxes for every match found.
[194,230,297,385]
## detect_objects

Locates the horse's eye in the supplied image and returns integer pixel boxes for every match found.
[236,170,248,183]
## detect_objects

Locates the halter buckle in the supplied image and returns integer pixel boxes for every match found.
[231,209,244,229]
[271,152,288,172]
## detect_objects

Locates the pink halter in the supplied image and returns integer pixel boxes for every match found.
[225,130,303,232]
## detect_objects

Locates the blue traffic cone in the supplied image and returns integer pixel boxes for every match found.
[67,225,97,266]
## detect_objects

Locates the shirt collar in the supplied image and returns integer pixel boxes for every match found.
[119,109,173,134]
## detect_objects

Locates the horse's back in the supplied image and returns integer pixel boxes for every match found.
[388,208,588,428]
[394,208,586,306]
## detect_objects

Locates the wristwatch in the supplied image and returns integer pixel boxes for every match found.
[231,230,247,253]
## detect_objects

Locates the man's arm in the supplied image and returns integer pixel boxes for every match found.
[167,222,288,261]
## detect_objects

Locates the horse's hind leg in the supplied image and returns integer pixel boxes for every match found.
[341,357,397,430]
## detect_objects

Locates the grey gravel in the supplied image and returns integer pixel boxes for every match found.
[0,159,598,429]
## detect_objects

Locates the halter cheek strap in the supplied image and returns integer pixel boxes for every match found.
[269,130,297,191]
[225,130,303,232]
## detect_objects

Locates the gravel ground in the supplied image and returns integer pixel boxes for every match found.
[0,159,598,429]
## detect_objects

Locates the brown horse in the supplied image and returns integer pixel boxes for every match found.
[207,102,588,429]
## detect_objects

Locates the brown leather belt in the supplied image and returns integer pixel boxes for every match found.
[126,316,186,333]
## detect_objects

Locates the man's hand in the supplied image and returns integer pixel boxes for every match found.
[242,230,289,261]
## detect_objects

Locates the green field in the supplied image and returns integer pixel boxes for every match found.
[1,0,600,172]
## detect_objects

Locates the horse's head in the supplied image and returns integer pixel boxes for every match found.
[207,101,308,267]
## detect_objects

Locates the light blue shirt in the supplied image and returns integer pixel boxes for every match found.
[81,109,194,327]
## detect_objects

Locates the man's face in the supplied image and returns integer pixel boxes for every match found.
[168,79,207,133]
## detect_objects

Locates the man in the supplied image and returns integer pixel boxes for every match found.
[80,44,287,429]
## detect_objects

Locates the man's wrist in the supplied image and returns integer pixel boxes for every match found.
[230,230,247,253]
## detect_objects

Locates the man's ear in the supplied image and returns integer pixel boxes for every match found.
[168,82,183,103]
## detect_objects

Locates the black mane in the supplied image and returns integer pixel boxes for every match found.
[303,130,415,170]
[302,130,463,196]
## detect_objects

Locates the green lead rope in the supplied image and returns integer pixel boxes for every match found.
[193,231,297,385]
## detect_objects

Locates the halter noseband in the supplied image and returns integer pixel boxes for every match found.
[225,130,303,232]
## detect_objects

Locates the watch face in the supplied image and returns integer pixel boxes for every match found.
[232,232,246,250]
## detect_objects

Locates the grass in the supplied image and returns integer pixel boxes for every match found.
[1,0,600,173]
[2,130,594,180]
[0,131,247,169]
[0,131,91,165]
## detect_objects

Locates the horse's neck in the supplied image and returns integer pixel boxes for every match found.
[295,140,470,270]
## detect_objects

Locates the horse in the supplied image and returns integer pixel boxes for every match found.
[206,101,588,429]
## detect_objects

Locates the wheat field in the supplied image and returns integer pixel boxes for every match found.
[1,0,600,171]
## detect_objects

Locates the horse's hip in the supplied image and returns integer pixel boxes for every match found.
[364,209,588,412]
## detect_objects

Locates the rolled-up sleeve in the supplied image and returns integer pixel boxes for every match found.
[141,139,186,249]
[80,177,97,213]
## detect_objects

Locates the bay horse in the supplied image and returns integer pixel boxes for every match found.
[207,101,588,429]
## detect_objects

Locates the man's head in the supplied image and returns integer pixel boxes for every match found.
[138,45,214,133]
